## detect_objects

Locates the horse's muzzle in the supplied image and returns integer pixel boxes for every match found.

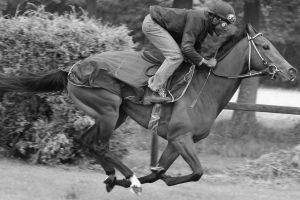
[267,63,297,81]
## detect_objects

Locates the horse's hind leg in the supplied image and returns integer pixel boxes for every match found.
[81,123,116,192]
[81,124,115,173]
[68,84,141,192]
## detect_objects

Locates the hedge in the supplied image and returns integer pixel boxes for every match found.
[0,8,133,164]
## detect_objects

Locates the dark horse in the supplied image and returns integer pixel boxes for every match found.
[0,24,297,194]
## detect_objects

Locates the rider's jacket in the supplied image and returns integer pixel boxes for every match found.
[149,5,214,66]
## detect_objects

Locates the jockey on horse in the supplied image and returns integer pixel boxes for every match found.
[142,1,237,103]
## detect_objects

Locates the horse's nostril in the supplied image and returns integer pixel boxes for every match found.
[289,68,297,75]
[288,68,297,80]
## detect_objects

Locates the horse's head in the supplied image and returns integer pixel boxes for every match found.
[246,24,297,81]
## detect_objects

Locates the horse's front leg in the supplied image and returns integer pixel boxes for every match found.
[160,132,203,186]
[114,142,179,189]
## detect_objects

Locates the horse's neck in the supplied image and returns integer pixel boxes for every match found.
[195,37,248,112]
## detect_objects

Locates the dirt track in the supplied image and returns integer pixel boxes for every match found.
[0,154,299,200]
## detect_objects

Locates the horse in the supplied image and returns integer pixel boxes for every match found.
[0,24,297,194]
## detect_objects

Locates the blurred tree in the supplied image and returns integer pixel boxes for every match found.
[261,0,299,44]
[173,0,193,9]
[2,0,26,16]
[85,0,96,18]
[1,0,86,16]
[227,0,261,138]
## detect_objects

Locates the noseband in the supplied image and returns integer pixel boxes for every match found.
[212,32,280,79]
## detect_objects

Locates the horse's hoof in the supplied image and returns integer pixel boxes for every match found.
[150,166,165,174]
[103,175,116,193]
[129,174,142,195]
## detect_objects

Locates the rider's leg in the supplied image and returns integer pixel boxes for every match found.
[142,14,183,94]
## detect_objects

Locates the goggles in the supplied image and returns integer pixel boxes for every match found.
[220,21,228,28]
[215,16,229,28]
[217,19,229,31]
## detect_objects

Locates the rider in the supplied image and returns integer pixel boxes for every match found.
[142,1,237,103]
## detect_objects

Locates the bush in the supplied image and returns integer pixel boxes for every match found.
[231,145,300,181]
[0,8,133,164]
[0,7,133,74]
[199,119,300,158]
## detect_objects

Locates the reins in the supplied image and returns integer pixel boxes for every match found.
[189,67,212,108]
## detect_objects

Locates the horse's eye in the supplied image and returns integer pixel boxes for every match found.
[263,44,270,50]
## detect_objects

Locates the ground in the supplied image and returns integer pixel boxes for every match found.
[0,88,299,200]
[0,149,299,200]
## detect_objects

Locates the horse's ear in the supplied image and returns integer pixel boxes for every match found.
[246,24,258,35]
[246,24,252,33]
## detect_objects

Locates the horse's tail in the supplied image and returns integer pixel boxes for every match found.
[0,69,68,93]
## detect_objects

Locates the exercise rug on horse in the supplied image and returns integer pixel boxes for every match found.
[67,50,195,105]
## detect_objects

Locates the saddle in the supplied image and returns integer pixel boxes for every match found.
[122,51,195,105]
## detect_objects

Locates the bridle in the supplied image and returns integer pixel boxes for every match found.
[190,32,281,108]
[212,32,281,79]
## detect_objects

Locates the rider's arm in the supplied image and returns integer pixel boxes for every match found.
[181,11,206,67]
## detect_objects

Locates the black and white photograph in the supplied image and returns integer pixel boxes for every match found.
[0,0,299,199]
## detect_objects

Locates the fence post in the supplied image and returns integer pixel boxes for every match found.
[150,133,158,167]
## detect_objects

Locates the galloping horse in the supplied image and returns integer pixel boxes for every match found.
[0,24,297,194]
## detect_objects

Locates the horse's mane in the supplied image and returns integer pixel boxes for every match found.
[216,26,248,61]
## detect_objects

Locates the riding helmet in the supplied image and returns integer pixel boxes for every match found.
[207,1,236,24]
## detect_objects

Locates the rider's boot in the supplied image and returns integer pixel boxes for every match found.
[143,88,172,105]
